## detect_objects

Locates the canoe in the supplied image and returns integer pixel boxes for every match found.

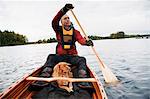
[0,62,107,99]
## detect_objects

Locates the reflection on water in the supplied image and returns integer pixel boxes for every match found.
[0,39,150,99]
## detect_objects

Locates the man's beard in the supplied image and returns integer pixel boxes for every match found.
[64,23,73,30]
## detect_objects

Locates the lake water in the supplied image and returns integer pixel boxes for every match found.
[0,38,150,99]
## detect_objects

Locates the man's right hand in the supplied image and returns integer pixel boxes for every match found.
[64,4,74,10]
[86,39,94,46]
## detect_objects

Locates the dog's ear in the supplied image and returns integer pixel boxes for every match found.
[69,72,73,78]
[67,66,71,71]
[65,65,72,77]
[66,63,71,66]
[52,64,60,77]
[66,63,72,72]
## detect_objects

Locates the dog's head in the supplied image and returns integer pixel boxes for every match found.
[52,62,73,86]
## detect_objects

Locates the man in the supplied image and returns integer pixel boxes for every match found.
[30,4,93,91]
[52,4,93,55]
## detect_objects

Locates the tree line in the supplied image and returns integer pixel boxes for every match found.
[0,30,28,46]
[88,31,150,40]
[0,30,57,46]
[36,38,57,44]
[1,30,149,46]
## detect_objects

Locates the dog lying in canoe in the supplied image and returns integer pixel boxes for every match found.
[52,62,73,92]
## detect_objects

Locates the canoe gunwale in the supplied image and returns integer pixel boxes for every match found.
[87,66,108,99]
[0,66,43,98]
[0,65,108,99]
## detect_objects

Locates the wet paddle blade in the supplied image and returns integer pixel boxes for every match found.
[101,66,119,83]
[91,47,119,83]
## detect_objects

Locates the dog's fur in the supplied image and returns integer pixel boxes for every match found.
[52,62,73,92]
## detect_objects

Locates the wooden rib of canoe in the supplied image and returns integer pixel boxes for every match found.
[0,65,108,99]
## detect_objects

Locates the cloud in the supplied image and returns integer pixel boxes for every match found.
[72,1,150,35]
[0,0,150,41]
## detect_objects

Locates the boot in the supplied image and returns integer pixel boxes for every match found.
[28,67,52,91]
[78,69,93,89]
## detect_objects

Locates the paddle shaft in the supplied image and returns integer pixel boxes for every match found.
[70,10,105,68]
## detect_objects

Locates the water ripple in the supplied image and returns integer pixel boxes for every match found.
[0,39,150,99]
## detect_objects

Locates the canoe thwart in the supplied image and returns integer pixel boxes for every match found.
[26,76,97,82]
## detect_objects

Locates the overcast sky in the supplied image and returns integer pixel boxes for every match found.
[0,0,150,41]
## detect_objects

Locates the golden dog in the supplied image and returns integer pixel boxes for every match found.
[52,62,73,92]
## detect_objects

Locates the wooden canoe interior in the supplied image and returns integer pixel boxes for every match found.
[0,66,107,99]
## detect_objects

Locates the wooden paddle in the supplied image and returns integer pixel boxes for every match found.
[26,76,97,82]
[70,10,119,83]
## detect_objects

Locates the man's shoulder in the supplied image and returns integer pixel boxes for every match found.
[73,28,80,33]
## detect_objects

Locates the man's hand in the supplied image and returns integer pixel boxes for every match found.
[64,4,74,10]
[86,39,94,46]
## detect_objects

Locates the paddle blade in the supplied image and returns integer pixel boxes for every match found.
[101,66,119,83]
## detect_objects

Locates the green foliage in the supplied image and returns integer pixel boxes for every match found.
[88,35,103,40]
[36,38,57,44]
[37,40,43,43]
[1,30,149,46]
[110,31,125,39]
[88,31,150,40]
[0,30,28,46]
[110,31,150,39]
[47,38,57,43]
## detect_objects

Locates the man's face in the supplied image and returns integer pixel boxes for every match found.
[61,15,71,27]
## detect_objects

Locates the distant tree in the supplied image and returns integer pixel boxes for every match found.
[0,30,28,46]
[110,31,125,39]
[110,33,116,39]
[117,31,125,38]
[88,35,102,40]
[43,39,47,43]
[37,40,42,43]
[47,38,57,43]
